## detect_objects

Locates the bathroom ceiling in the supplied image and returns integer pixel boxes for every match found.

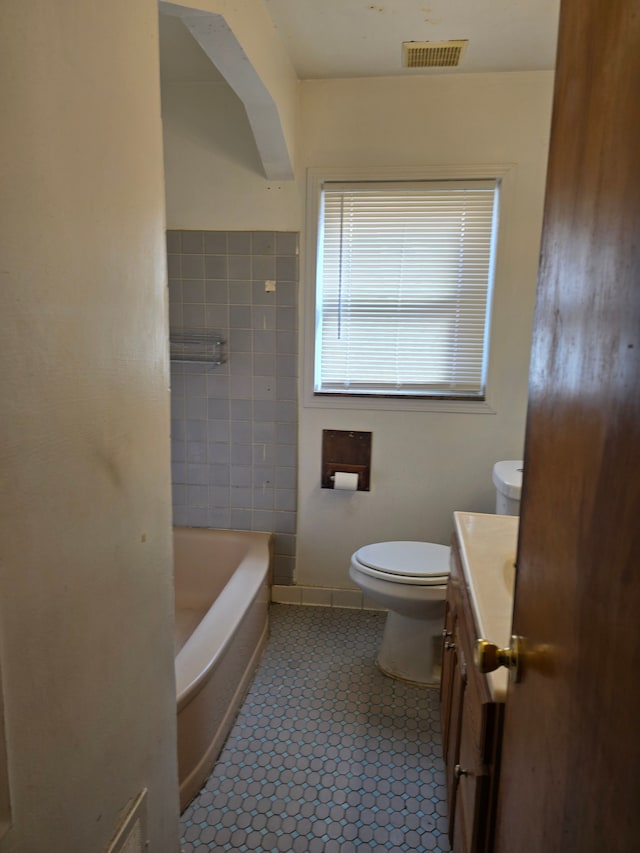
[264,0,560,78]
[159,0,561,83]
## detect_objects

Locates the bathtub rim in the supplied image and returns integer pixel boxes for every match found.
[173,527,272,712]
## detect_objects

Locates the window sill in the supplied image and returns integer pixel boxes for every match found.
[304,390,497,415]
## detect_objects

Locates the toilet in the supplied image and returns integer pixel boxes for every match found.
[492,460,524,515]
[349,540,450,686]
[349,460,524,686]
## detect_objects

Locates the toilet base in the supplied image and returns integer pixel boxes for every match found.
[376,610,444,687]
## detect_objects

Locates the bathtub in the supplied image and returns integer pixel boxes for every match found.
[173,527,272,810]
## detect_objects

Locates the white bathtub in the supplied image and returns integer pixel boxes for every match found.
[173,527,272,810]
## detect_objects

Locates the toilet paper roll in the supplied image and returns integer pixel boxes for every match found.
[333,471,359,491]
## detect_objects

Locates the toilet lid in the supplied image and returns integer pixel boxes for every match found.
[355,541,450,581]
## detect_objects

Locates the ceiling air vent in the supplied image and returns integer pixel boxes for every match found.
[402,40,468,69]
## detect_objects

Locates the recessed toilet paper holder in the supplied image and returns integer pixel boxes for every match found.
[321,430,371,491]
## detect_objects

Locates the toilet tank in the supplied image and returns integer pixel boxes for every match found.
[492,460,523,515]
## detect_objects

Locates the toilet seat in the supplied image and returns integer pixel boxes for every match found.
[353,541,450,586]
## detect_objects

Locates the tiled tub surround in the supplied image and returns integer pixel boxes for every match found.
[168,231,299,585]
[180,604,451,852]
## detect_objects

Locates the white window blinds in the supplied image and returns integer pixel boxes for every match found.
[314,180,499,399]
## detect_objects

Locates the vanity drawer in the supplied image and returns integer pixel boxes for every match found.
[441,531,506,853]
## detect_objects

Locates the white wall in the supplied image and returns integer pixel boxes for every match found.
[162,82,301,229]
[162,69,554,589]
[0,2,179,851]
[162,0,298,179]
[296,73,553,587]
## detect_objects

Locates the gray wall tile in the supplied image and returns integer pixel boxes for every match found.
[181,254,205,278]
[205,254,227,278]
[229,329,253,352]
[208,464,230,486]
[253,353,276,377]
[252,487,274,510]
[210,508,231,527]
[209,486,230,507]
[252,306,275,330]
[207,419,230,442]
[252,466,275,486]
[276,307,297,331]
[171,461,186,481]
[275,232,298,256]
[169,301,183,327]
[252,255,276,281]
[275,282,298,306]
[252,510,274,532]
[168,230,299,583]
[276,422,297,445]
[181,230,204,253]
[276,331,297,353]
[230,466,251,487]
[253,421,275,443]
[229,352,253,376]
[205,280,228,303]
[253,444,276,466]
[230,486,251,507]
[229,375,253,399]
[230,305,252,328]
[230,399,252,420]
[166,231,181,253]
[182,303,206,328]
[274,533,296,556]
[204,232,227,254]
[276,354,297,378]
[253,330,276,353]
[205,304,228,327]
[227,231,251,253]
[230,508,252,528]
[275,489,296,511]
[274,512,296,534]
[276,377,298,401]
[253,376,276,400]
[230,420,252,443]
[275,401,296,423]
[186,395,207,419]
[229,255,252,280]
[276,256,299,281]
[273,554,296,583]
[186,463,209,486]
[252,232,275,255]
[208,443,230,464]
[167,254,181,277]
[186,420,207,442]
[182,281,205,303]
[188,484,209,506]
[230,444,252,466]
[274,467,296,489]
[228,281,252,305]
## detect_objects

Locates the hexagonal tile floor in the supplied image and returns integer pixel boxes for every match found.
[180,604,451,852]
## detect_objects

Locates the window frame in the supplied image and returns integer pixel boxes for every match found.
[303,165,514,413]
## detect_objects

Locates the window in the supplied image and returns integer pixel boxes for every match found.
[313,178,500,401]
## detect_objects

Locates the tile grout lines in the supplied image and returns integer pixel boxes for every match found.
[180,604,451,852]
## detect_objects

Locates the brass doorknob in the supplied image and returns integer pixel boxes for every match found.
[474,635,522,682]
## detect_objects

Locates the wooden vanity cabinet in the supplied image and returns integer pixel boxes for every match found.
[440,534,504,853]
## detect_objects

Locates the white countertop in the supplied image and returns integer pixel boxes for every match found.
[453,511,519,701]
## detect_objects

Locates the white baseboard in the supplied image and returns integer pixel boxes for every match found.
[271,584,386,611]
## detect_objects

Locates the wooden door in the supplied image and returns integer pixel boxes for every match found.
[494,1,640,851]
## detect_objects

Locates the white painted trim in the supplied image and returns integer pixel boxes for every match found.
[159,1,294,181]
[303,163,517,414]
